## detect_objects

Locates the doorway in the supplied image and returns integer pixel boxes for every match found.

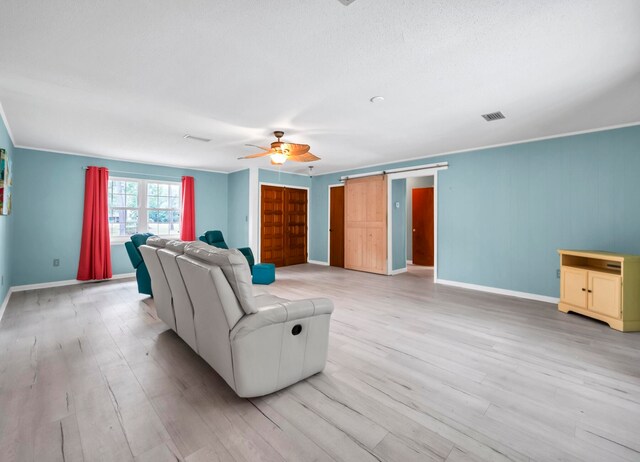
[329,185,345,267]
[412,187,434,266]
[260,184,308,267]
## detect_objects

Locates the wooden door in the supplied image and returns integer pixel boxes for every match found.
[412,187,434,266]
[588,272,621,319]
[560,267,588,308]
[344,175,387,274]
[329,186,345,267]
[260,185,307,267]
[284,187,307,266]
[260,185,285,266]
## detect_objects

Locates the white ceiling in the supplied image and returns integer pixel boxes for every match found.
[1,0,639,174]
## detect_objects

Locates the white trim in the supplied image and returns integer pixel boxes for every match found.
[0,288,14,323]
[11,272,136,293]
[0,102,16,146]
[390,268,408,275]
[308,260,329,266]
[258,167,311,177]
[248,167,259,257]
[257,182,311,265]
[315,121,640,177]
[406,260,413,264]
[386,167,441,277]
[341,162,448,181]
[14,144,229,175]
[435,278,559,304]
[327,183,344,268]
[227,167,251,175]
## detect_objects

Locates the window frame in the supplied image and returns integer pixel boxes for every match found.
[108,176,182,244]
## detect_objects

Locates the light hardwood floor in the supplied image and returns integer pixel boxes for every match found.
[1,264,640,462]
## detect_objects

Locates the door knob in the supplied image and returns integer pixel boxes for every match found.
[413,229,416,232]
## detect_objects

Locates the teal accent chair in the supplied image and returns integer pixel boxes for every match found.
[199,230,255,273]
[125,233,154,296]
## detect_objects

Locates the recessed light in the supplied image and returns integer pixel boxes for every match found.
[183,134,211,142]
[370,96,385,103]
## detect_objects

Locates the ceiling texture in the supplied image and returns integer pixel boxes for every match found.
[0,0,639,174]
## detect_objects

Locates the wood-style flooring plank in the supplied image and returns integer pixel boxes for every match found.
[1,265,639,462]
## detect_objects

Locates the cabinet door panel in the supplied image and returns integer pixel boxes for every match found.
[561,267,587,308]
[588,272,621,319]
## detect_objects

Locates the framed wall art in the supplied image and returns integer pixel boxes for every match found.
[0,148,12,215]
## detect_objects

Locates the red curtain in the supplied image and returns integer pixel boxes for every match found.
[77,167,112,281]
[180,176,195,241]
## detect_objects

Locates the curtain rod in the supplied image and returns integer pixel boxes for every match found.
[82,167,182,181]
[339,162,448,181]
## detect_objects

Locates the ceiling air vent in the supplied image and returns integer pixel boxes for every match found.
[481,111,505,121]
[337,0,357,5]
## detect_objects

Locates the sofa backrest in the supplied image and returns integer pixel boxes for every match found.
[139,239,176,330]
[184,244,257,315]
[176,251,243,389]
[157,240,207,353]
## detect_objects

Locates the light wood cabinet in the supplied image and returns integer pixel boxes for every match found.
[558,250,640,332]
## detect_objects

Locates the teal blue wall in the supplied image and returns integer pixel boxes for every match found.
[11,148,228,286]
[227,169,250,248]
[311,125,640,298]
[0,117,14,303]
[391,179,406,271]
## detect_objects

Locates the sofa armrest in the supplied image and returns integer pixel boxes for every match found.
[230,298,333,340]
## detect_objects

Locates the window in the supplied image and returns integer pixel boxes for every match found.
[108,177,181,242]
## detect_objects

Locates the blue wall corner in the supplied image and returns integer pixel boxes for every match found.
[227,169,250,248]
[0,115,14,303]
[391,178,407,271]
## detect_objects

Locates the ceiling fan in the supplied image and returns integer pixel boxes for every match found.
[238,131,320,165]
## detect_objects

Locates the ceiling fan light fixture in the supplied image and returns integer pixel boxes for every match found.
[270,153,287,164]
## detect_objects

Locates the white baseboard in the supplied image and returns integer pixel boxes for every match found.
[406,260,413,265]
[390,267,408,275]
[0,287,14,323]
[435,278,559,304]
[11,272,136,293]
[308,260,330,266]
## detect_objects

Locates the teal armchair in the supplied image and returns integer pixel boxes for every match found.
[125,233,154,296]
[199,230,255,273]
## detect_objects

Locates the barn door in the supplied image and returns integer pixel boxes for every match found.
[344,175,387,274]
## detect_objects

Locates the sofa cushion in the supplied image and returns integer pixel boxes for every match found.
[184,243,257,314]
[147,236,171,248]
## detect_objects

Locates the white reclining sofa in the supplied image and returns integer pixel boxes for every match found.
[139,237,334,398]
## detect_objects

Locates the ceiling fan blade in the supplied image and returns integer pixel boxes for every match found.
[237,151,272,160]
[283,143,310,154]
[287,152,320,162]
[245,144,270,151]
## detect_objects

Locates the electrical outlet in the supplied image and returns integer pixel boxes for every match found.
[53,259,60,267]
[557,269,561,278]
